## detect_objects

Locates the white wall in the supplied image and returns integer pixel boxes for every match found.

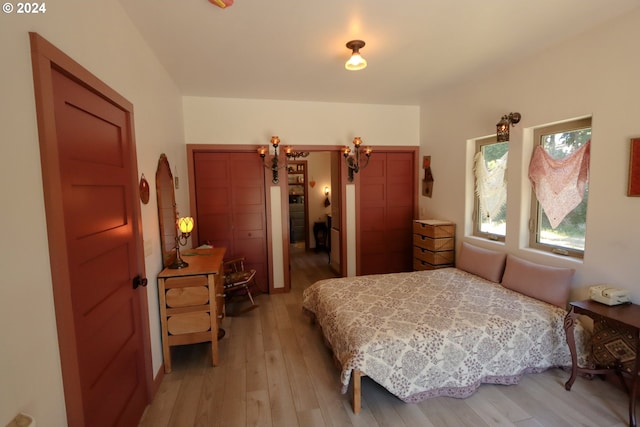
[306,152,332,247]
[182,96,420,284]
[0,0,185,424]
[419,9,640,302]
[183,96,420,147]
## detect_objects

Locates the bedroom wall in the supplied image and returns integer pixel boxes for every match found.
[0,0,185,424]
[305,152,332,249]
[182,96,420,281]
[183,96,420,147]
[418,9,640,302]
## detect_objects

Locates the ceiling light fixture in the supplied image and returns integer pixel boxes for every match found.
[208,0,233,8]
[345,40,367,71]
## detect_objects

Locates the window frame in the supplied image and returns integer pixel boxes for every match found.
[528,117,591,258]
[473,136,508,242]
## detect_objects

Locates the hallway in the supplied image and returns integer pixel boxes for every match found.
[289,243,338,294]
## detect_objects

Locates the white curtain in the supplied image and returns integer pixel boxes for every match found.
[474,151,508,221]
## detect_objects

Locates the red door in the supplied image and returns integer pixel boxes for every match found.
[359,152,415,275]
[193,152,269,292]
[50,67,148,426]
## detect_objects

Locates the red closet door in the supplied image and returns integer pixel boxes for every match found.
[193,152,269,293]
[359,152,415,275]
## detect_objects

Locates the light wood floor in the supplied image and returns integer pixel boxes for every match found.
[139,249,631,427]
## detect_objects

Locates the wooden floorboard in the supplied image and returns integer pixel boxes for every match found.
[139,247,632,427]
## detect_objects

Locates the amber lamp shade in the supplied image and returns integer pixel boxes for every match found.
[177,216,194,234]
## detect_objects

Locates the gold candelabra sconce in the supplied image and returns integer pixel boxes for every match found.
[257,136,294,184]
[343,137,372,182]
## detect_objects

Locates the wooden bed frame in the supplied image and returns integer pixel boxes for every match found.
[304,253,578,415]
[310,309,364,414]
[352,369,362,414]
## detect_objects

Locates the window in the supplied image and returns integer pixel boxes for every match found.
[473,136,508,241]
[529,118,591,257]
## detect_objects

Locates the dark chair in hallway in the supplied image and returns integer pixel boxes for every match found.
[223,257,258,315]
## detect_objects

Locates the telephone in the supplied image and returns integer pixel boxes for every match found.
[589,285,631,306]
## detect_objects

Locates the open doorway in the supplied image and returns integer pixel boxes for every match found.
[287,159,309,251]
[287,151,340,291]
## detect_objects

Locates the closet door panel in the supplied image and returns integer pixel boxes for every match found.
[359,152,415,275]
[194,152,269,292]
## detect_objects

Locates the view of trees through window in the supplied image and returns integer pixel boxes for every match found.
[531,119,591,255]
[471,118,590,258]
[475,139,508,240]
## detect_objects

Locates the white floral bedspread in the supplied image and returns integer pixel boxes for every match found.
[302,268,588,403]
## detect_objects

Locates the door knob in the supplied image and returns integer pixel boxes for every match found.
[133,275,148,289]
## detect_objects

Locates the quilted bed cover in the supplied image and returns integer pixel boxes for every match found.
[302,268,587,403]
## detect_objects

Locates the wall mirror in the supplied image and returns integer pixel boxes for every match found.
[156,154,177,267]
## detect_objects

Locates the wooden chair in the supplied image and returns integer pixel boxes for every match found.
[223,257,258,315]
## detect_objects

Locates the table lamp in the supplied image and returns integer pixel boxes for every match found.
[169,216,194,269]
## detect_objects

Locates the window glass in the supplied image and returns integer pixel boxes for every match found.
[474,137,508,241]
[530,118,591,257]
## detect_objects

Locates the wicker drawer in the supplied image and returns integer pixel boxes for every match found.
[413,234,454,251]
[164,275,208,288]
[167,312,211,335]
[413,220,455,239]
[166,286,209,308]
[412,220,456,272]
[413,259,452,271]
[414,247,454,265]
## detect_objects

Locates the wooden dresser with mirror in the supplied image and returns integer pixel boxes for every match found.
[155,154,225,373]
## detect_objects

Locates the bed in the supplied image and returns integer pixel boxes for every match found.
[302,242,589,413]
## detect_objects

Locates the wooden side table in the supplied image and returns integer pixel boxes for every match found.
[564,300,640,427]
[157,247,226,373]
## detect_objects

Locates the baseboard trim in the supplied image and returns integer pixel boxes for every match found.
[150,364,165,399]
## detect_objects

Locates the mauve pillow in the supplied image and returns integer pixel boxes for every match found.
[456,242,507,283]
[501,254,574,308]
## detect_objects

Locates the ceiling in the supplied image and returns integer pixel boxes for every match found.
[119,0,639,106]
